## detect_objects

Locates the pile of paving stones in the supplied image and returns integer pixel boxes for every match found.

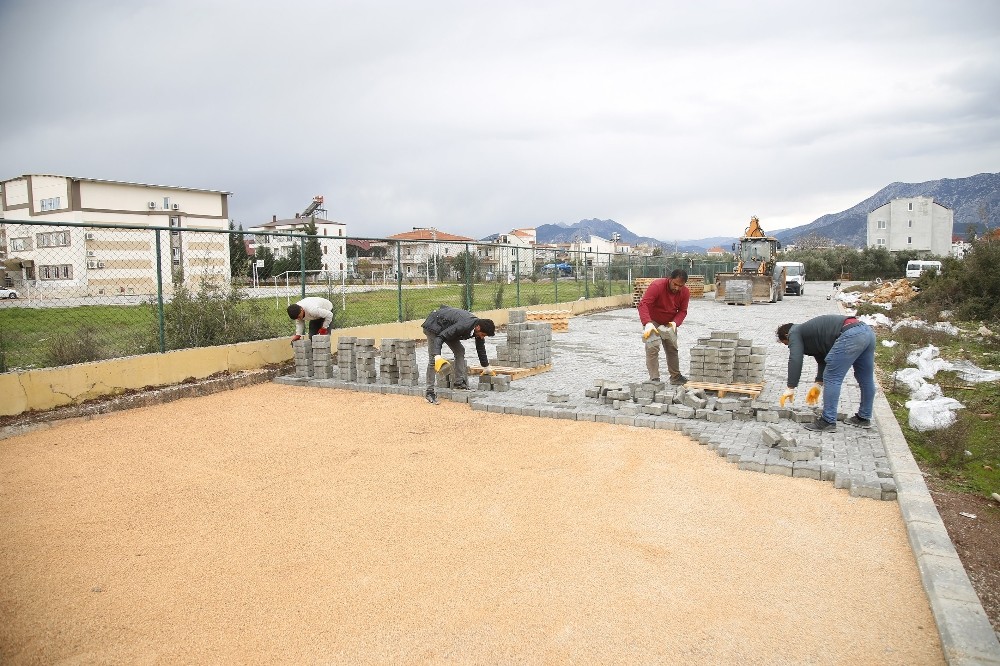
[496,310,553,368]
[378,338,420,386]
[688,331,766,384]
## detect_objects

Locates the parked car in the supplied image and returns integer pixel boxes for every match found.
[0,287,19,299]
[774,261,806,295]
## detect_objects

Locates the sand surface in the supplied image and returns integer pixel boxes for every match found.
[0,383,944,664]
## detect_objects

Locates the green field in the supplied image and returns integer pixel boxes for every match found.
[0,278,630,372]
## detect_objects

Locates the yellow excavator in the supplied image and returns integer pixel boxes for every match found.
[714,216,786,304]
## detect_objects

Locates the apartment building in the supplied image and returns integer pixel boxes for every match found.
[867,196,953,257]
[377,228,476,280]
[0,173,230,297]
[246,200,348,278]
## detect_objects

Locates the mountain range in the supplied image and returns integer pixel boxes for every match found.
[502,172,1000,253]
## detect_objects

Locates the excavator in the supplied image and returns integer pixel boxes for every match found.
[714,216,786,304]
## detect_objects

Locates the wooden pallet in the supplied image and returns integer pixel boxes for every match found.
[468,364,553,380]
[633,275,707,305]
[683,381,764,398]
[526,310,571,332]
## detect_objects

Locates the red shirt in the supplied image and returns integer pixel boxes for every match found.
[638,278,690,327]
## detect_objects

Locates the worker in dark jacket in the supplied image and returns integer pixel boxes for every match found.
[422,306,496,404]
[776,314,877,433]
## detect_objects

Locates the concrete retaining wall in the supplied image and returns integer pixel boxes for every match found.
[0,294,630,416]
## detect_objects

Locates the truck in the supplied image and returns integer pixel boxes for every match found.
[714,216,786,304]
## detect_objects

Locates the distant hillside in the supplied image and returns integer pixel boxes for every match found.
[530,219,708,253]
[773,172,1000,247]
[481,172,1000,252]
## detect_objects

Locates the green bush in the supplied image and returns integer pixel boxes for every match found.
[45,324,106,366]
[154,279,283,351]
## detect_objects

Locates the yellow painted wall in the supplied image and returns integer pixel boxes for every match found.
[0,294,630,416]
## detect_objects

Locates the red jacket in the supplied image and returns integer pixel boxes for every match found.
[638,278,690,327]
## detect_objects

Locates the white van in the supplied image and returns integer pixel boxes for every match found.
[775,261,806,295]
[906,260,943,279]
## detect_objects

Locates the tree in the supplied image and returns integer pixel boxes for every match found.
[255,246,275,280]
[303,219,323,272]
[228,221,249,278]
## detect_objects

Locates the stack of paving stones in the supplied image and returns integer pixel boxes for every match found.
[478,374,511,392]
[496,310,553,368]
[292,338,314,378]
[688,331,767,384]
[722,279,753,305]
[571,379,897,500]
[337,336,358,382]
[354,338,378,384]
[311,335,333,379]
[378,338,420,386]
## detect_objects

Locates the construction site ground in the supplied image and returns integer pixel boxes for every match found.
[2,281,997,664]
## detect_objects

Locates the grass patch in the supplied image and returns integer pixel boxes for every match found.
[0,279,632,371]
[877,320,1000,497]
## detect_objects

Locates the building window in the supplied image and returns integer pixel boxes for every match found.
[40,264,73,280]
[323,246,328,254]
[163,197,171,210]
[907,237,912,245]
[908,220,913,228]
[338,229,343,236]
[36,231,71,247]
[339,246,343,254]
[908,202,913,211]
[876,238,886,246]
[877,220,886,230]
[40,197,61,211]
[169,216,181,235]
[10,237,31,251]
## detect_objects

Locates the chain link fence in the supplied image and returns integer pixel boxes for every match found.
[0,219,732,373]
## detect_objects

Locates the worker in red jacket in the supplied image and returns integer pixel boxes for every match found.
[637,269,690,385]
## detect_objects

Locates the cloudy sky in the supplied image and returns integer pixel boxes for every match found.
[1,0,997,241]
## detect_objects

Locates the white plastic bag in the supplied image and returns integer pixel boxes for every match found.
[906,345,954,378]
[905,397,964,431]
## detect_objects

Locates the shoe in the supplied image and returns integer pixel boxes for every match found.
[649,377,660,382]
[804,418,836,433]
[670,374,688,385]
[425,391,438,405]
[452,384,470,391]
[846,414,872,429]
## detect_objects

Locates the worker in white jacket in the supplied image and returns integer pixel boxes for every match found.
[286,297,334,341]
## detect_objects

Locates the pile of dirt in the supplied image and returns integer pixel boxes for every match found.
[860,278,919,305]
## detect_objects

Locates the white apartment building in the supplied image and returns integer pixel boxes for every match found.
[246,201,348,278]
[867,196,953,257]
[486,228,538,277]
[380,228,476,280]
[570,235,621,266]
[0,173,230,297]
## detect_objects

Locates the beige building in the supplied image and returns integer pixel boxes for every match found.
[0,173,230,297]
[867,196,953,257]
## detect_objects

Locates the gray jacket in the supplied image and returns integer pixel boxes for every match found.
[422,306,489,366]
[786,314,851,388]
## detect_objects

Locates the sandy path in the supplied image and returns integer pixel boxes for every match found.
[0,383,943,664]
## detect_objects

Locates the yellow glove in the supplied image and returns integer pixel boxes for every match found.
[779,388,795,408]
[642,322,656,340]
[806,383,822,406]
[434,355,450,372]
[486,366,497,376]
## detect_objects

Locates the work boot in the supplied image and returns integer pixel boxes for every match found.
[670,374,688,386]
[846,414,872,429]
[425,390,438,405]
[804,417,836,433]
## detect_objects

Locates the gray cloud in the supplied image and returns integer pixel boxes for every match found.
[2,0,998,240]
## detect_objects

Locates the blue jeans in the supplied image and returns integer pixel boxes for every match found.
[821,324,876,424]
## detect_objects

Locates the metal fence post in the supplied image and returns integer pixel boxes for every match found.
[155,229,165,353]
[515,247,521,307]
[464,243,471,310]
[397,242,404,322]
[299,235,307,300]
